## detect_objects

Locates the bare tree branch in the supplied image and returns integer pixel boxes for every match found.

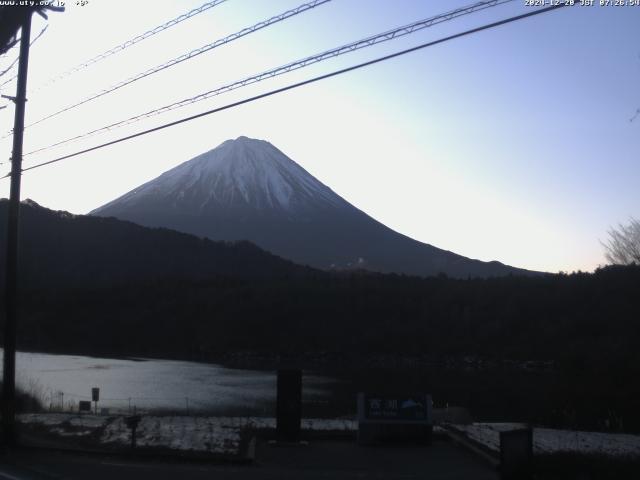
[601,217,640,265]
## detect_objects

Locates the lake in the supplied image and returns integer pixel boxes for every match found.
[3,350,603,430]
[4,350,332,415]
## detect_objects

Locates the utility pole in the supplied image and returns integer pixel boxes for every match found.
[2,9,32,446]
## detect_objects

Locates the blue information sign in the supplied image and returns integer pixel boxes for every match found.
[363,395,430,421]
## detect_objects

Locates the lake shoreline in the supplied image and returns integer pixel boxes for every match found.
[9,346,558,375]
[10,348,633,434]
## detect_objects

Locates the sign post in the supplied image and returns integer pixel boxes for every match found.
[92,387,99,415]
[357,393,433,445]
[78,401,91,414]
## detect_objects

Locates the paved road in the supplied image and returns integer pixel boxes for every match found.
[0,439,499,480]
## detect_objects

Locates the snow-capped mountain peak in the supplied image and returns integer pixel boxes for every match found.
[109,136,343,215]
[92,136,531,278]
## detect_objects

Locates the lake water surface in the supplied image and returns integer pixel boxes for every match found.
[5,350,332,414]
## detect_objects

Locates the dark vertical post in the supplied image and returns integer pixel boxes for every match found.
[276,369,302,442]
[91,387,99,415]
[2,10,32,446]
[500,428,533,480]
[126,415,141,449]
[131,424,137,449]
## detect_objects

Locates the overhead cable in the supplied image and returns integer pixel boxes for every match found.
[33,0,229,91]
[0,2,573,180]
[23,0,514,156]
[0,25,48,86]
[20,0,331,131]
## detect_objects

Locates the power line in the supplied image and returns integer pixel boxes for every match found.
[0,25,49,111]
[33,0,228,91]
[20,0,331,132]
[1,2,573,180]
[0,25,48,85]
[22,0,515,157]
[0,37,20,57]
[0,56,20,81]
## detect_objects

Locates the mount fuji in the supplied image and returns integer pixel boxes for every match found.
[91,136,531,278]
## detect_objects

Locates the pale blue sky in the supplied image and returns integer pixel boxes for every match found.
[0,0,638,273]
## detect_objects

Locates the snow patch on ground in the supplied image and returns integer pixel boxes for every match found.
[449,423,640,459]
[102,416,242,454]
[18,414,356,456]
[19,413,77,426]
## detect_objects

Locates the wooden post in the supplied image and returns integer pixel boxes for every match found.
[2,10,32,447]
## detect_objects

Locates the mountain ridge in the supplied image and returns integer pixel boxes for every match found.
[92,136,537,278]
[0,198,315,289]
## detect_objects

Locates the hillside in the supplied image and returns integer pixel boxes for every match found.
[92,136,536,278]
[0,199,315,289]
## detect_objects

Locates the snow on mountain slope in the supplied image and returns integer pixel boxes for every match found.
[100,136,344,216]
[92,136,533,278]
